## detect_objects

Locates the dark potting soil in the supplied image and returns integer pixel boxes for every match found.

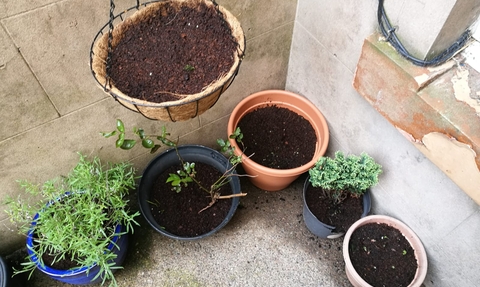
[149,162,232,237]
[236,105,317,169]
[304,184,363,234]
[108,2,237,103]
[42,252,79,270]
[349,223,418,287]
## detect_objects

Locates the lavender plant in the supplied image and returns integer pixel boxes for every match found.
[4,154,139,286]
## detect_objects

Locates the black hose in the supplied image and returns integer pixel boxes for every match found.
[377,0,471,67]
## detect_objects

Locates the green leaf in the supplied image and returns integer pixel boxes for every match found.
[150,145,161,154]
[101,131,116,138]
[116,119,125,133]
[136,128,146,140]
[142,139,154,149]
[161,126,169,137]
[115,133,125,148]
[159,137,176,147]
[166,174,180,183]
[120,140,136,150]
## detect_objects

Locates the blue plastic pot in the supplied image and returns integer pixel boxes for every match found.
[26,218,128,285]
[303,176,371,239]
[138,145,241,240]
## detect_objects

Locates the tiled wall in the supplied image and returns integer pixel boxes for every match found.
[286,0,480,286]
[0,0,297,254]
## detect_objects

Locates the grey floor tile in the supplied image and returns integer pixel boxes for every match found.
[0,27,58,141]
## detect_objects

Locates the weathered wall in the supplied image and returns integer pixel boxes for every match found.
[287,0,480,286]
[0,0,297,255]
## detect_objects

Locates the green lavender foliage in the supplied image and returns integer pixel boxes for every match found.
[4,154,139,287]
[308,151,382,204]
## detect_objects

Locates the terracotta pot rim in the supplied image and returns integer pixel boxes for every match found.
[343,215,428,287]
[227,90,329,176]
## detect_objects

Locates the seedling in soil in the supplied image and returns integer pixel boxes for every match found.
[102,120,248,213]
[183,64,195,72]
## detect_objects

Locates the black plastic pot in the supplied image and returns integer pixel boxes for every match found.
[138,145,241,240]
[303,176,371,239]
[0,256,24,287]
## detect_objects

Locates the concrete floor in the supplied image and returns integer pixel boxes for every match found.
[6,174,351,287]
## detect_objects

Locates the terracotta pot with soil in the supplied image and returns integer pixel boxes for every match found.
[303,176,371,239]
[227,90,329,191]
[90,0,245,121]
[138,145,242,240]
[343,215,428,287]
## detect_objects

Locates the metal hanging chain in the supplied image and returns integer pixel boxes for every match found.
[104,0,116,91]
[377,0,471,67]
[105,0,143,91]
[210,0,245,59]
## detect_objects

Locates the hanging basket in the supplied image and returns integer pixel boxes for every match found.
[90,0,245,121]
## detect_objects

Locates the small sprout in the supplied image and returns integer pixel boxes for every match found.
[381,235,388,240]
[218,127,243,166]
[402,250,407,255]
[363,246,367,252]
[184,64,195,72]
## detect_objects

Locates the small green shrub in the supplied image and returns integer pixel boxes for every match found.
[4,153,139,287]
[308,151,382,204]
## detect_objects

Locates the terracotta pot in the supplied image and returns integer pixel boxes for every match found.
[303,176,371,239]
[227,90,329,191]
[343,215,428,287]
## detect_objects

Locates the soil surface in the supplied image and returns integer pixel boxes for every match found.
[42,250,78,270]
[236,105,317,169]
[149,162,232,237]
[348,223,418,287]
[304,184,363,233]
[108,2,237,102]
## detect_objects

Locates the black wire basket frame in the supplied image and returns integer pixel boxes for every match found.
[89,0,245,121]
